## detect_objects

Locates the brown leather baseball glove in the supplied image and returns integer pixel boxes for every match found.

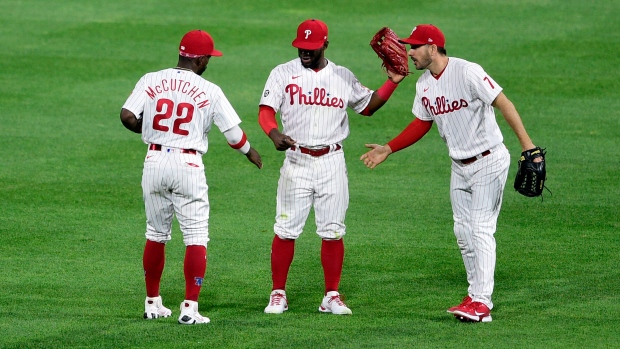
[370,27,410,76]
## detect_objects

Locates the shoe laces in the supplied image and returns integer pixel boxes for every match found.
[460,296,472,306]
[328,295,346,307]
[464,301,487,313]
[269,292,285,306]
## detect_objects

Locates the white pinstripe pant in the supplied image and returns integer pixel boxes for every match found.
[274,147,348,240]
[141,148,210,247]
[450,144,510,309]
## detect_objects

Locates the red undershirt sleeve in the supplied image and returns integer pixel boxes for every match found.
[387,118,433,153]
[258,105,278,135]
[360,79,399,116]
[376,79,399,100]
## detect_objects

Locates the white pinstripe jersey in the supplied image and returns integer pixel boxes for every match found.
[259,58,373,147]
[122,68,242,154]
[413,58,504,160]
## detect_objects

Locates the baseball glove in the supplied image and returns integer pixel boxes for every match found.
[513,147,547,197]
[370,27,410,76]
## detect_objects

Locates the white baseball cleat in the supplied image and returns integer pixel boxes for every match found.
[319,291,352,315]
[264,289,288,314]
[144,296,172,319]
[178,300,210,325]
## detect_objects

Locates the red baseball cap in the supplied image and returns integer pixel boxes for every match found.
[179,30,223,58]
[292,19,328,50]
[399,24,445,48]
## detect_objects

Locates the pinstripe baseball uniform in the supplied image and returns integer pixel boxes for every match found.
[123,67,243,246]
[260,58,373,239]
[414,58,510,308]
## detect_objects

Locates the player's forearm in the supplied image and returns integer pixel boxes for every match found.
[493,94,535,151]
[259,105,295,150]
[223,125,251,154]
[362,80,399,116]
[386,118,433,152]
[120,108,142,134]
[505,115,535,151]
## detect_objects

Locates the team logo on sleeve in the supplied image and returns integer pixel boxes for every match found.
[264,90,270,97]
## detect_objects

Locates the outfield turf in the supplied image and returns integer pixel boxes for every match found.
[0,0,618,348]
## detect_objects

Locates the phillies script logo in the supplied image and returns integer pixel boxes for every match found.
[285,84,345,108]
[422,96,468,116]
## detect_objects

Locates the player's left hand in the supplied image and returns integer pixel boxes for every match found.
[513,146,547,197]
[246,147,263,169]
[360,144,392,169]
[387,70,405,84]
[370,27,410,81]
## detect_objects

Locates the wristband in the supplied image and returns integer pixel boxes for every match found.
[229,132,250,154]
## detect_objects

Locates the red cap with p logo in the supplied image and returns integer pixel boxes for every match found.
[292,19,328,50]
[398,24,445,48]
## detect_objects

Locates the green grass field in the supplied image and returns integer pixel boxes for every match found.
[1,0,619,348]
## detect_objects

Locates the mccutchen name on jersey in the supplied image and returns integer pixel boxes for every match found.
[146,79,211,108]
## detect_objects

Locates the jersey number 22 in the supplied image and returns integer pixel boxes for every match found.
[153,98,194,136]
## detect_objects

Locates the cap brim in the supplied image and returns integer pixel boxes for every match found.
[398,38,426,45]
[179,49,223,58]
[292,39,325,50]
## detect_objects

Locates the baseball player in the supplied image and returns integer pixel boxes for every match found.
[360,24,540,322]
[120,29,262,325]
[258,19,405,315]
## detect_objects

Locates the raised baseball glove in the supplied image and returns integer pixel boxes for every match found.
[513,147,547,197]
[370,27,410,76]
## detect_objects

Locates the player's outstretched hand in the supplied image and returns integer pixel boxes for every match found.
[268,129,296,151]
[246,147,263,169]
[387,69,406,84]
[360,144,393,169]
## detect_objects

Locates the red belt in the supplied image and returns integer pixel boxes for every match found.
[291,144,342,157]
[460,150,491,165]
[149,144,197,155]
